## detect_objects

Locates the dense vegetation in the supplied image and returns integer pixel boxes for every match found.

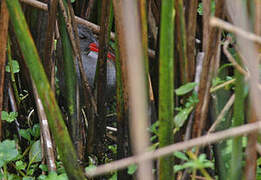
[0,0,260,179]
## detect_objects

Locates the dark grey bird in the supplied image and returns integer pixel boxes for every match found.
[77,24,116,99]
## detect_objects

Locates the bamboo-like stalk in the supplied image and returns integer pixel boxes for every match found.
[0,0,9,140]
[230,54,245,180]
[244,1,261,178]
[57,1,79,154]
[138,0,149,74]
[95,0,113,162]
[112,3,131,178]
[176,0,189,84]
[193,0,225,138]
[158,0,175,179]
[5,1,85,179]
[43,0,58,90]
[115,34,130,179]
[185,0,198,81]
[112,0,153,179]
[139,0,157,127]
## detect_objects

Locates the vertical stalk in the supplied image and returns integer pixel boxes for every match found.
[158,0,175,179]
[193,0,224,137]
[231,54,244,180]
[176,0,189,84]
[112,2,131,178]
[0,0,9,140]
[95,0,113,161]
[5,1,85,179]
[185,0,198,81]
[57,2,78,153]
[112,0,153,179]
[115,34,130,179]
[138,0,149,74]
[43,0,58,90]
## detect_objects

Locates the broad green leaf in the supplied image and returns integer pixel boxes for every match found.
[6,60,20,73]
[39,164,48,172]
[175,82,197,96]
[174,106,193,129]
[29,140,42,163]
[127,164,137,175]
[0,140,19,168]
[31,124,40,138]
[19,129,31,142]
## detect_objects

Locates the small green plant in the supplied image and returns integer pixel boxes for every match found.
[173,151,214,173]
[1,111,18,123]
[19,124,40,144]
[6,59,20,73]
[148,121,159,150]
[108,144,117,154]
[38,171,68,180]
[0,140,19,179]
[197,0,216,16]
[173,83,199,133]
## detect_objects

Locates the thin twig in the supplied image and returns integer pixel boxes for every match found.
[210,17,261,44]
[208,94,235,133]
[210,79,235,93]
[86,121,261,177]
[223,38,248,76]
[32,80,56,171]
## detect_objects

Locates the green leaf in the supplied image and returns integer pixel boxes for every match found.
[197,0,215,16]
[31,124,40,139]
[29,140,42,163]
[174,151,188,161]
[6,60,20,73]
[39,164,48,172]
[127,164,137,175]
[108,145,117,154]
[15,160,27,170]
[173,164,186,173]
[174,106,193,129]
[197,3,203,15]
[19,129,31,142]
[38,175,47,180]
[40,172,68,180]
[71,0,75,3]
[1,111,18,123]
[175,82,197,96]
[0,140,19,168]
